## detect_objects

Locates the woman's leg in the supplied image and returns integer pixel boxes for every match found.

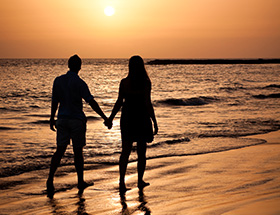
[119,140,133,188]
[137,141,149,188]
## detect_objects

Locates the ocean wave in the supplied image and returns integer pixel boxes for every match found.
[0,107,23,112]
[0,126,15,130]
[147,138,267,163]
[253,93,280,99]
[149,137,191,148]
[0,152,72,178]
[219,84,280,92]
[196,119,280,138]
[156,96,218,106]
[30,105,40,108]
[0,161,50,178]
[29,116,99,125]
[0,107,8,111]
[30,120,50,124]
[219,86,245,91]
[87,116,100,121]
[26,114,50,118]
[262,84,280,89]
[0,92,51,99]
[88,137,267,166]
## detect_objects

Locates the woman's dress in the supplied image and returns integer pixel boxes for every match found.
[120,90,153,143]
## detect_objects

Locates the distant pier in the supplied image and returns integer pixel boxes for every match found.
[147,59,280,65]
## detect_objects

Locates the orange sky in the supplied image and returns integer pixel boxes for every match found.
[0,0,280,58]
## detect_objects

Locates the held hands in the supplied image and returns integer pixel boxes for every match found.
[104,117,113,129]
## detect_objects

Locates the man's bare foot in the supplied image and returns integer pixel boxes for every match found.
[46,179,55,199]
[119,182,129,195]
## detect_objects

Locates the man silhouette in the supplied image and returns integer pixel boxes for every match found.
[47,54,109,198]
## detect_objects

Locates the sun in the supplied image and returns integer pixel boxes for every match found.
[104,6,115,16]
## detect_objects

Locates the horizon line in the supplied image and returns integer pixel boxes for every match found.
[1,57,280,60]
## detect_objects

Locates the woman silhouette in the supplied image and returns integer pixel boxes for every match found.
[107,55,158,193]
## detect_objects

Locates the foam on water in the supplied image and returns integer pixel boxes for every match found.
[156,96,219,106]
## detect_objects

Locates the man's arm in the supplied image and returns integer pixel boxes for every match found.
[50,100,58,131]
[88,98,108,121]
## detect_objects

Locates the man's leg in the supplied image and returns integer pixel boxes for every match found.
[47,145,67,198]
[73,146,84,185]
[70,119,92,194]
[73,146,93,194]
[48,146,67,181]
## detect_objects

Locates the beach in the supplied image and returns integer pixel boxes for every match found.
[0,130,279,215]
[1,0,280,213]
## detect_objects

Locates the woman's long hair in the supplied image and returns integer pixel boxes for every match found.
[128,55,151,90]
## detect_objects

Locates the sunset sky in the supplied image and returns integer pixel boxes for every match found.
[1,0,280,58]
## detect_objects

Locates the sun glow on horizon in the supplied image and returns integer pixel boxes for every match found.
[104,6,115,16]
[0,0,279,58]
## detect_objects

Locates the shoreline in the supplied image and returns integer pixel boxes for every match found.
[246,130,280,145]
[0,131,279,214]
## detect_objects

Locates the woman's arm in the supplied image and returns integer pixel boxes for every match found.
[145,82,158,135]
[108,80,124,126]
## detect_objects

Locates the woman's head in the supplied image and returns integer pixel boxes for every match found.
[129,55,145,75]
[128,56,150,88]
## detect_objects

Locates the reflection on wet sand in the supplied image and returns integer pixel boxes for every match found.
[48,194,88,215]
[120,190,151,215]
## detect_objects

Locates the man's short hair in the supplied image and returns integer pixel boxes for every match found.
[68,54,82,71]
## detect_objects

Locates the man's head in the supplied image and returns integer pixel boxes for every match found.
[68,54,82,73]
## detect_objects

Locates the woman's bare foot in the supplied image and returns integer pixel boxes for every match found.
[138,181,150,190]
[78,181,94,195]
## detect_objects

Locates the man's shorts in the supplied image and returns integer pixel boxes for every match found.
[56,119,86,148]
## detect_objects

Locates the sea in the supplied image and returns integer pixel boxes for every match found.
[0,59,280,189]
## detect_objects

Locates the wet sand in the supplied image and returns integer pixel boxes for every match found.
[0,131,280,215]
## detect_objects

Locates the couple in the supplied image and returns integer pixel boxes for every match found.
[47,54,158,198]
